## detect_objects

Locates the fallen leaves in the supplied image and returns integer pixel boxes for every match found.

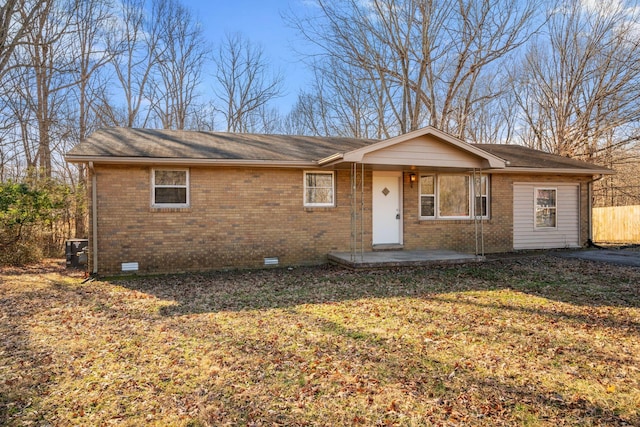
[1,256,639,426]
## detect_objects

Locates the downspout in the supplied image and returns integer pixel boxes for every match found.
[587,174,605,247]
[89,162,98,274]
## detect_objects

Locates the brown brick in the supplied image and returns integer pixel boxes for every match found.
[89,166,591,275]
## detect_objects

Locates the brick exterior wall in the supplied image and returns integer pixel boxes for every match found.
[402,172,512,253]
[89,165,592,275]
[401,173,591,254]
[91,165,358,274]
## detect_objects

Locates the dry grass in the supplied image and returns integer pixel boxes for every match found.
[1,255,639,426]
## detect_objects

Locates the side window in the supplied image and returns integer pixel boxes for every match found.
[419,175,435,218]
[304,171,335,207]
[535,188,556,228]
[474,175,489,218]
[152,169,189,207]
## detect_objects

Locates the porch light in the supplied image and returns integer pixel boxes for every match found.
[409,173,417,187]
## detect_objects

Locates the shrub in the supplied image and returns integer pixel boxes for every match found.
[0,178,72,265]
[0,241,43,265]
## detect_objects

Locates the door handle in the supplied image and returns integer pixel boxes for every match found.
[396,213,400,220]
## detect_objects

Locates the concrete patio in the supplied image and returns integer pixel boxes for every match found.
[328,250,485,268]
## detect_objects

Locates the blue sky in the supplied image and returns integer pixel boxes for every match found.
[189,0,312,111]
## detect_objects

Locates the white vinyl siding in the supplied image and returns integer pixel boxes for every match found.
[362,135,486,168]
[513,183,579,249]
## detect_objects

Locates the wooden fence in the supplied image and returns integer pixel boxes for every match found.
[592,205,640,243]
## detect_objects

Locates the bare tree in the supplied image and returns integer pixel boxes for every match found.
[0,116,25,180]
[3,64,39,173]
[72,0,115,139]
[289,0,541,138]
[103,0,161,128]
[213,33,283,133]
[464,72,519,144]
[146,0,208,130]
[283,69,333,137]
[0,0,51,79]
[593,145,640,207]
[185,100,217,131]
[283,60,385,138]
[67,0,115,236]
[513,0,640,160]
[0,0,52,179]
[9,0,80,178]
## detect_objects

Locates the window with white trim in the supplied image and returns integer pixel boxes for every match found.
[152,169,189,207]
[535,188,556,228]
[304,171,335,207]
[439,175,470,217]
[419,173,489,220]
[474,175,489,217]
[419,175,435,217]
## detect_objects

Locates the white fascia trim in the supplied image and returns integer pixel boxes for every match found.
[317,152,344,166]
[65,156,318,168]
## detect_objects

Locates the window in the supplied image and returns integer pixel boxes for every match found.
[439,175,470,217]
[304,171,335,207]
[474,175,489,217]
[152,169,189,207]
[535,188,556,228]
[420,175,435,217]
[419,173,489,220]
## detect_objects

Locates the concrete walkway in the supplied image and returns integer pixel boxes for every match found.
[328,250,484,268]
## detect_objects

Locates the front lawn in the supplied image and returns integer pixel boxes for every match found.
[1,256,638,426]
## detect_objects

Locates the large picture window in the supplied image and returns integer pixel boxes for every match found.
[304,171,335,207]
[535,188,556,228]
[419,173,489,220]
[439,175,470,217]
[152,169,189,207]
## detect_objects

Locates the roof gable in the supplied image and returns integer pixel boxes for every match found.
[336,127,506,169]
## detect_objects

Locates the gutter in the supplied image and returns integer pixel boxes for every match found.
[89,162,98,275]
[65,156,318,168]
[486,167,614,175]
[317,152,344,166]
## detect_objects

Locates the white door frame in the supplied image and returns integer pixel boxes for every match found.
[372,171,403,245]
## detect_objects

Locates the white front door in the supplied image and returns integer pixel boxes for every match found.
[372,171,402,245]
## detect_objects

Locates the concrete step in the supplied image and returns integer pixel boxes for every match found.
[372,244,404,251]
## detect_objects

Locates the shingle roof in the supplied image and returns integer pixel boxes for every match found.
[66,127,611,174]
[473,143,607,172]
[66,128,374,162]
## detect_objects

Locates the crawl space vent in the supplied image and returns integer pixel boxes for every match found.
[264,257,279,266]
[121,262,139,272]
